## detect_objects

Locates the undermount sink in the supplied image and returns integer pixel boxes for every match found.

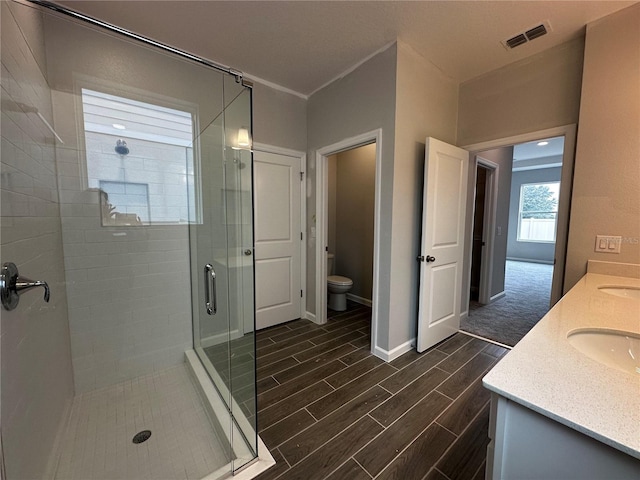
[568,329,640,375]
[598,285,640,299]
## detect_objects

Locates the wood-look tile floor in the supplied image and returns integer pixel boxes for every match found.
[254,302,509,480]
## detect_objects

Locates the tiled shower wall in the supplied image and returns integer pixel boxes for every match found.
[43,12,194,392]
[55,151,192,392]
[0,3,74,478]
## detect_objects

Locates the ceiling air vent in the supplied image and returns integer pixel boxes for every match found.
[525,24,548,41]
[502,20,552,50]
[506,34,528,49]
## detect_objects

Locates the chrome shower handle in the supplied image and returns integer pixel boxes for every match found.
[16,279,50,302]
[1,262,50,311]
[204,264,217,315]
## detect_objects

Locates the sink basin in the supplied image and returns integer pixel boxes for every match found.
[568,329,640,375]
[598,285,640,299]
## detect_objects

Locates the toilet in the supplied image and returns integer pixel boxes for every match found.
[327,253,353,311]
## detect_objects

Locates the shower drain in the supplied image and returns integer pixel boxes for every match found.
[132,430,152,444]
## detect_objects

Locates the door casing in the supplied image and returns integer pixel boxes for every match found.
[314,129,382,356]
[461,124,577,311]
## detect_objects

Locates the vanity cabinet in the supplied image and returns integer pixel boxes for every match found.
[486,394,640,480]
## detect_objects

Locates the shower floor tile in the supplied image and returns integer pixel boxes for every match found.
[55,363,231,480]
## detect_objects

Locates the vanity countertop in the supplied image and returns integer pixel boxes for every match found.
[483,272,640,459]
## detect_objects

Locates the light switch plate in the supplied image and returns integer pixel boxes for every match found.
[595,235,621,253]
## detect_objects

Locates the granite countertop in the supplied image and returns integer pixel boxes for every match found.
[483,271,640,459]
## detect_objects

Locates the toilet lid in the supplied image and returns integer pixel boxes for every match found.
[328,275,353,286]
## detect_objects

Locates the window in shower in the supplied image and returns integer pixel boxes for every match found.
[81,88,200,225]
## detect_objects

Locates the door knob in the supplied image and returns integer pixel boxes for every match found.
[417,255,424,262]
[244,249,252,256]
[425,256,436,263]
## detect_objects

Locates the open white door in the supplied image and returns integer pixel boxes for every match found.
[254,151,302,330]
[417,138,469,353]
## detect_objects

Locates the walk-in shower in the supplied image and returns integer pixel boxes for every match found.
[1,1,269,478]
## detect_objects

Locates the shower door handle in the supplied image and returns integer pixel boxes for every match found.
[204,264,217,315]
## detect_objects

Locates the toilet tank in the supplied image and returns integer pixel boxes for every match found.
[327,253,334,275]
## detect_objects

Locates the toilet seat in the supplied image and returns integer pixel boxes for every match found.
[328,275,353,286]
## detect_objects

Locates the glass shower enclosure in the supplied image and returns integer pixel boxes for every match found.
[0,1,259,478]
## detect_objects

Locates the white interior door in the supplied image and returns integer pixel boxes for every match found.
[417,138,469,352]
[254,151,302,330]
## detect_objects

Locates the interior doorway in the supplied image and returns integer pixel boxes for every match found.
[470,166,488,302]
[326,144,376,310]
[315,129,382,355]
[461,126,576,346]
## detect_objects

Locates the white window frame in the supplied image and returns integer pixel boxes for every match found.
[73,75,203,226]
[516,181,560,244]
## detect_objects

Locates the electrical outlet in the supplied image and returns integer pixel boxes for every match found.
[595,235,621,253]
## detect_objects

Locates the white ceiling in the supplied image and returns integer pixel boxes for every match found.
[513,136,565,162]
[54,1,635,96]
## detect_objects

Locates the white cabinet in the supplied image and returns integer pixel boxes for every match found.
[486,394,640,479]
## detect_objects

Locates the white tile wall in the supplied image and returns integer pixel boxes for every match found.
[1,3,74,479]
[84,132,196,224]
[52,71,195,395]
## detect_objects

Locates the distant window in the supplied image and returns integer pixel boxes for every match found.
[82,89,199,225]
[100,181,149,225]
[517,182,560,243]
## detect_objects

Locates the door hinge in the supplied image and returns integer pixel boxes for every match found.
[300,232,303,240]
[300,290,303,298]
[300,171,304,181]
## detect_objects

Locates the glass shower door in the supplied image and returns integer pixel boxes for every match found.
[188,79,257,472]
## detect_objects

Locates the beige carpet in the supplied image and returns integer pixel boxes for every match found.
[461,260,553,346]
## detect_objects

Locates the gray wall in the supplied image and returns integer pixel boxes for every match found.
[566,4,640,289]
[308,41,460,355]
[391,41,459,350]
[334,144,376,302]
[457,37,584,146]
[1,3,74,478]
[306,43,397,351]
[507,167,562,264]
[464,147,514,303]
[252,81,307,151]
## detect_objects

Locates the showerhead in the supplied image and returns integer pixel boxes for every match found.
[115,139,129,155]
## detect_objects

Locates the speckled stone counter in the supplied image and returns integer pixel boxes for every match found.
[483,271,640,459]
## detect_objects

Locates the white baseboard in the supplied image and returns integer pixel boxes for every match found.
[373,338,415,362]
[305,311,320,324]
[507,257,554,265]
[490,291,506,303]
[346,293,372,307]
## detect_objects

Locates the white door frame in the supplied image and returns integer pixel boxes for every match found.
[253,142,307,321]
[314,129,382,352]
[474,157,499,305]
[462,124,577,306]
